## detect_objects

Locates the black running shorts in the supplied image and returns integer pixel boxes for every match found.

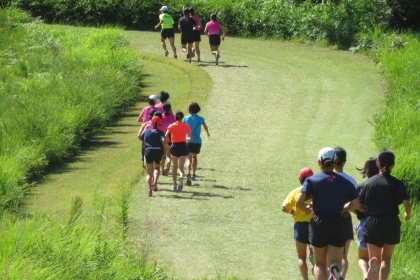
[309,213,346,248]
[192,30,201,42]
[161,28,175,39]
[364,215,401,247]
[209,34,221,46]
[170,142,189,157]
[144,149,163,164]
[181,32,194,45]
[187,143,201,154]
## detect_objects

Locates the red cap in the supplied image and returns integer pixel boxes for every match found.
[299,167,314,180]
[151,116,161,126]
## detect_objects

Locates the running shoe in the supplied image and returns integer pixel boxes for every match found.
[164,50,169,56]
[197,58,201,62]
[192,48,196,57]
[172,185,177,191]
[179,177,184,188]
[192,174,196,180]
[216,50,220,58]
[152,184,158,192]
[186,174,192,186]
[148,190,152,197]
[367,257,379,280]
[174,54,177,59]
[330,265,344,280]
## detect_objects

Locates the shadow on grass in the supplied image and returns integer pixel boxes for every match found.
[197,61,248,68]
[157,189,234,200]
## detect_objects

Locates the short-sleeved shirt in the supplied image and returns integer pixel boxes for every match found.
[162,113,175,130]
[302,171,359,214]
[138,106,159,123]
[178,16,196,34]
[141,128,165,149]
[282,186,313,223]
[182,114,205,144]
[359,174,409,216]
[191,16,201,29]
[167,121,191,143]
[159,13,174,29]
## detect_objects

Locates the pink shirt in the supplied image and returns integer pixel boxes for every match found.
[162,113,175,130]
[206,21,220,35]
[191,16,201,29]
[138,105,158,123]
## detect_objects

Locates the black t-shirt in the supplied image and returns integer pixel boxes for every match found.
[178,16,196,33]
[359,174,409,216]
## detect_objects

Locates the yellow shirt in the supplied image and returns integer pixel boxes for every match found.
[282,186,313,223]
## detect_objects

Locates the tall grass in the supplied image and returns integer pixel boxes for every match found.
[0,8,143,210]
[0,198,167,279]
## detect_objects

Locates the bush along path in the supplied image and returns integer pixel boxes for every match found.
[26,30,385,279]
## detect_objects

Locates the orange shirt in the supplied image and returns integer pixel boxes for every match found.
[167,121,191,143]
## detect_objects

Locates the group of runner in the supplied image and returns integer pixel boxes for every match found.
[283,147,411,280]
[155,6,226,65]
[137,92,210,196]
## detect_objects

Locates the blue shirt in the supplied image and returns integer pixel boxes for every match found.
[140,128,164,149]
[302,171,359,214]
[183,114,205,144]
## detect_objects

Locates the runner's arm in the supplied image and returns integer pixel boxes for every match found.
[202,123,210,138]
[403,199,412,221]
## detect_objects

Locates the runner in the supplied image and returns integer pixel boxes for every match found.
[334,146,358,279]
[359,149,411,280]
[282,167,315,280]
[165,111,192,191]
[178,8,196,63]
[182,102,210,185]
[189,8,202,62]
[140,116,165,196]
[203,13,226,65]
[138,109,156,169]
[137,95,159,123]
[154,6,177,59]
[161,103,175,175]
[296,147,360,280]
[155,91,170,113]
[355,157,379,280]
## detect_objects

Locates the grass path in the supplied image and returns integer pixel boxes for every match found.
[25,30,384,279]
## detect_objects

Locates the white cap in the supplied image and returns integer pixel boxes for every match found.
[160,6,169,12]
[318,147,336,163]
[149,94,158,101]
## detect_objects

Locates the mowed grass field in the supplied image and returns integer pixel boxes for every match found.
[25,29,384,279]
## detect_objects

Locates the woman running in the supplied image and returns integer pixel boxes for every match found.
[282,167,315,280]
[155,91,170,113]
[334,146,358,279]
[182,102,210,185]
[355,157,379,280]
[161,103,175,175]
[189,8,202,62]
[155,6,177,58]
[178,8,196,63]
[165,111,192,191]
[359,149,411,280]
[296,147,360,280]
[137,95,159,123]
[203,13,226,65]
[140,116,165,196]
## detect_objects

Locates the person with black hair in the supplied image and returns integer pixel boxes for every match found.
[355,157,380,280]
[189,8,202,62]
[282,167,315,280]
[204,13,226,65]
[333,146,357,279]
[178,8,196,63]
[359,149,411,280]
[155,91,170,112]
[140,116,166,196]
[296,147,360,280]
[155,6,177,58]
[182,102,210,185]
[165,111,191,191]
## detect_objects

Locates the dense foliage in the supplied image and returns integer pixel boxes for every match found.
[0,8,143,211]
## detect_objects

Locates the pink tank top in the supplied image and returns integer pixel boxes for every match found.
[207,21,220,35]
